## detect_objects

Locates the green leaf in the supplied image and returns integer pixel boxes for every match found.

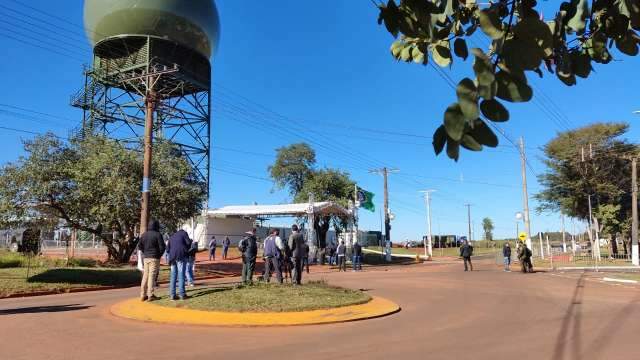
[477,8,504,40]
[446,138,460,161]
[461,134,482,151]
[400,45,412,61]
[432,41,452,67]
[469,119,498,147]
[586,32,612,64]
[412,45,428,65]
[495,70,533,103]
[567,0,589,35]
[570,51,592,78]
[480,99,509,122]
[615,33,639,56]
[443,103,465,141]
[390,41,404,58]
[433,125,447,155]
[453,38,469,60]
[477,82,498,100]
[456,78,479,121]
[472,49,495,86]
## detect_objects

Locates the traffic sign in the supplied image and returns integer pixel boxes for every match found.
[518,232,527,241]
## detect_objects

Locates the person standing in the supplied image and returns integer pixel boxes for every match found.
[222,236,231,260]
[460,241,474,271]
[239,229,258,285]
[336,241,347,272]
[167,229,192,300]
[262,230,283,283]
[138,219,165,301]
[518,241,533,273]
[303,242,310,274]
[288,224,305,285]
[186,240,198,287]
[208,236,217,261]
[352,241,363,271]
[503,242,512,272]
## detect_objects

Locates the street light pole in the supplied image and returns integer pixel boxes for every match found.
[420,190,435,259]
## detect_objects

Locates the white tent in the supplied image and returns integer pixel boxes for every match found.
[207,202,351,218]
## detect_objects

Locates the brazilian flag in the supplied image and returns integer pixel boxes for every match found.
[357,187,375,212]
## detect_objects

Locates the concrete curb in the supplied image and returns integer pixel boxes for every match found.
[0,274,233,300]
[110,296,401,327]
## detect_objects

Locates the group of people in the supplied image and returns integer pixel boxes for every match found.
[503,241,533,273]
[240,225,308,285]
[138,219,200,301]
[459,240,534,273]
[207,235,231,261]
[325,240,364,271]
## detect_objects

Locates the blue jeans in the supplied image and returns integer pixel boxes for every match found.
[170,260,187,299]
[186,256,195,284]
[504,256,511,270]
[352,255,362,270]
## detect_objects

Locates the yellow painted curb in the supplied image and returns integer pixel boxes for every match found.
[110,296,400,327]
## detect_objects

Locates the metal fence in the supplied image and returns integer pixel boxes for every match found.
[496,244,635,271]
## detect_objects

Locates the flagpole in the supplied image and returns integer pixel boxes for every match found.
[354,184,358,245]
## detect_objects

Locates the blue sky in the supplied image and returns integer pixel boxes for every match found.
[0,0,638,241]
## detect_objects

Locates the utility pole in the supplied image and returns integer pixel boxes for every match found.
[538,232,545,259]
[561,214,567,253]
[370,167,398,243]
[140,79,156,235]
[465,204,472,243]
[420,190,436,258]
[632,157,639,265]
[519,137,533,250]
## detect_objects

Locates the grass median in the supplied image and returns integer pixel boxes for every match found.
[155,281,371,312]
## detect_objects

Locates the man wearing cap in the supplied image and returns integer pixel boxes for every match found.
[239,228,258,284]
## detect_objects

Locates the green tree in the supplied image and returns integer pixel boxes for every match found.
[482,217,494,242]
[269,144,355,249]
[535,123,637,254]
[0,134,206,262]
[375,0,640,160]
[268,143,316,196]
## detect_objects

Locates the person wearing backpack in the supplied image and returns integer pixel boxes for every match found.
[239,228,258,284]
[262,229,283,283]
[518,241,534,273]
[460,241,474,271]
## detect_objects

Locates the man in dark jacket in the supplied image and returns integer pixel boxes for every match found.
[460,241,474,271]
[503,242,512,272]
[222,236,231,259]
[138,219,165,301]
[288,224,305,285]
[518,241,534,273]
[352,241,363,271]
[240,228,258,284]
[262,229,283,283]
[167,229,192,300]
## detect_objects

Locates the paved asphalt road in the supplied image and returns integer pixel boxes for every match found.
[1,258,639,360]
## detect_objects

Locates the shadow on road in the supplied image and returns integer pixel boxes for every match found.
[551,273,585,360]
[0,304,93,315]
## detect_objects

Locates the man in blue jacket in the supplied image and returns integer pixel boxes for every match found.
[167,229,192,300]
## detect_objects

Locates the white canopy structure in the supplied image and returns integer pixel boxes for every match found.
[207,202,351,218]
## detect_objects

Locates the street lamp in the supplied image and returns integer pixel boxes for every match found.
[515,212,523,240]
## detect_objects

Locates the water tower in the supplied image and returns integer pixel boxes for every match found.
[71,0,220,231]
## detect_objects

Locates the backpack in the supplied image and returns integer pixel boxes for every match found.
[238,237,248,253]
[525,248,532,257]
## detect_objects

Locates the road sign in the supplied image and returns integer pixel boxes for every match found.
[518,232,527,241]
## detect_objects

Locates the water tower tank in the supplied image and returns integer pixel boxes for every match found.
[84,0,220,59]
